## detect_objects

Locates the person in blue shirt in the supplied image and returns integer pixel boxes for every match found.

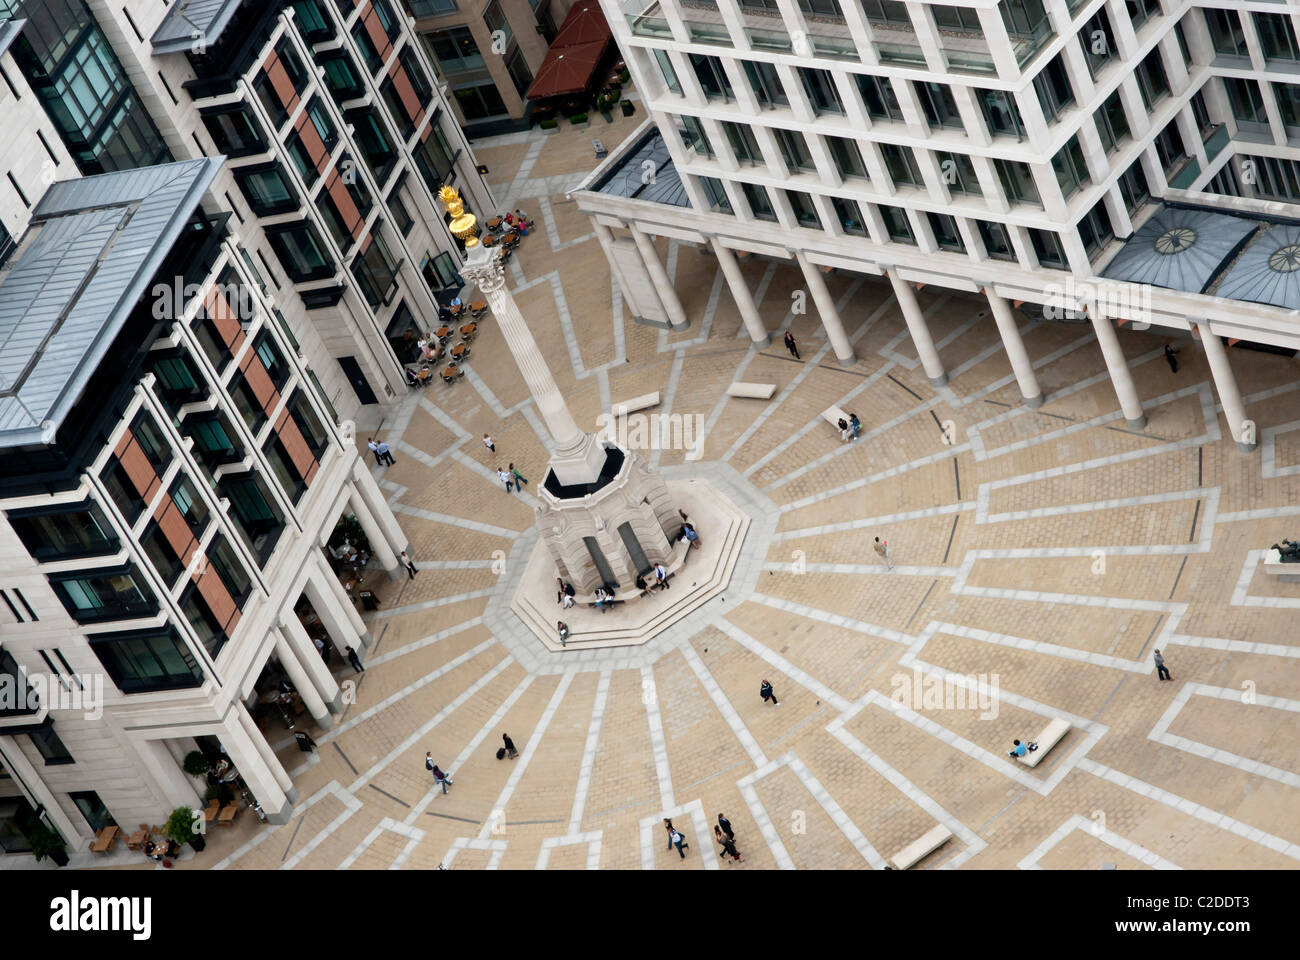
[1009,739,1028,758]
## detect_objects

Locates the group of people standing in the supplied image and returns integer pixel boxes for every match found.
[483,434,528,493]
[837,413,862,443]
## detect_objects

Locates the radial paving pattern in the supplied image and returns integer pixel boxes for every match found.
[197,115,1300,871]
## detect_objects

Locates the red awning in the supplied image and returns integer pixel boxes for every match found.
[551,2,612,49]
[525,39,607,100]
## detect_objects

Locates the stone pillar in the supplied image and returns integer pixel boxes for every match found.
[796,252,854,364]
[133,738,204,810]
[712,238,769,346]
[305,566,363,656]
[315,551,369,641]
[350,487,399,578]
[234,701,296,801]
[592,218,642,316]
[0,735,84,842]
[1090,313,1146,428]
[887,270,947,386]
[459,242,608,484]
[279,608,343,712]
[986,290,1043,407]
[274,628,332,728]
[219,706,291,823]
[1196,322,1256,452]
[630,225,689,330]
[352,460,408,556]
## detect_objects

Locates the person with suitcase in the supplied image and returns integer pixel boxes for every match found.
[502,733,519,759]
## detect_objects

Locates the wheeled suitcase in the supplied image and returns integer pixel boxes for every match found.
[496,747,506,760]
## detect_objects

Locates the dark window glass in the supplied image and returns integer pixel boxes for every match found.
[977,219,1016,260]
[744,59,787,107]
[255,332,291,390]
[180,585,228,659]
[28,725,73,765]
[927,212,965,252]
[1029,227,1068,267]
[288,390,330,457]
[235,164,298,215]
[101,459,146,525]
[8,503,118,562]
[349,109,398,182]
[786,190,821,228]
[414,123,456,193]
[267,223,334,281]
[879,205,915,243]
[90,627,204,694]
[699,176,732,213]
[291,0,333,41]
[170,477,210,537]
[741,182,777,220]
[207,535,252,606]
[977,88,1027,138]
[50,567,156,623]
[831,196,866,235]
[351,227,400,306]
[132,413,172,472]
[858,75,903,122]
[140,521,184,584]
[230,373,271,434]
[219,473,283,565]
[319,49,366,102]
[201,105,265,157]
[352,20,384,73]
[187,415,242,469]
[149,352,205,406]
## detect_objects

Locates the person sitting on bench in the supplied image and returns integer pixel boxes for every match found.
[1272,539,1300,562]
[594,586,610,613]
[1008,738,1038,758]
[557,621,570,646]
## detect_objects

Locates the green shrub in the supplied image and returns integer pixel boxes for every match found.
[617,68,630,83]
[183,750,211,777]
[165,806,200,845]
[539,117,558,129]
[570,113,588,124]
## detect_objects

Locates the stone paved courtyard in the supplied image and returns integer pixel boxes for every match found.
[177,111,1300,871]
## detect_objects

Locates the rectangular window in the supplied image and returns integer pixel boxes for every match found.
[319,48,365,102]
[786,190,822,228]
[187,415,242,469]
[413,123,456,192]
[352,228,401,307]
[1152,122,1190,175]
[690,54,734,101]
[180,585,228,659]
[977,88,1026,139]
[933,5,982,30]
[995,158,1042,206]
[1225,77,1268,131]
[8,503,118,562]
[389,185,414,236]
[927,212,965,252]
[1204,9,1247,59]
[170,477,210,537]
[207,536,252,607]
[742,182,777,221]
[832,196,866,236]
[28,725,73,765]
[723,122,763,165]
[827,136,868,180]
[267,223,333,282]
[879,205,915,243]
[1117,159,1150,214]
[139,521,184,584]
[69,791,116,831]
[699,176,732,213]
[1029,227,1068,267]
[882,143,922,187]
[1051,135,1091,199]
[679,115,714,158]
[220,473,283,565]
[939,151,982,196]
[1094,90,1130,154]
[428,27,483,75]
[862,0,911,24]
[149,352,204,406]
[655,49,681,95]
[230,372,271,434]
[744,60,787,108]
[917,81,963,129]
[977,220,1016,260]
[776,128,815,172]
[101,459,147,525]
[201,105,265,157]
[50,567,155,623]
[235,164,298,216]
[858,75,903,122]
[254,332,290,391]
[1080,8,1118,78]
[1256,12,1300,63]
[350,108,399,183]
[1078,199,1115,258]
[132,413,172,472]
[1135,48,1170,108]
[1033,55,1075,124]
[351,20,385,73]
[799,68,843,115]
[90,626,203,693]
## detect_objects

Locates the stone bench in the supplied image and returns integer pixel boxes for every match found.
[1015,718,1071,768]
[889,824,952,869]
[821,405,851,430]
[726,381,777,400]
[1263,548,1300,582]
[612,392,660,416]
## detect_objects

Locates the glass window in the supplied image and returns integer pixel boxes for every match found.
[1080,7,1118,78]
[187,415,242,469]
[690,54,734,101]
[699,176,732,213]
[1135,48,1169,108]
[723,121,763,165]
[306,97,339,152]
[882,143,922,186]
[267,223,333,282]
[1225,77,1268,129]
[1051,135,1091,198]
[1029,227,1068,267]
[505,46,533,99]
[655,49,681,95]
[90,627,203,693]
[201,105,265,157]
[373,0,401,42]
[1255,12,1300,63]
[879,204,915,243]
[976,219,1016,260]
[917,81,963,129]
[858,75,903,122]
[927,212,965,252]
[744,60,787,108]
[977,88,1026,138]
[262,434,309,503]
[1152,121,1190,173]
[484,0,513,47]
[230,373,271,434]
[786,190,822,228]
[1204,9,1247,58]
[170,477,210,537]
[149,353,204,406]
[352,19,385,73]
[1001,0,1048,36]
[51,567,155,623]
[28,725,73,765]
[939,151,982,196]
[132,413,172,472]
[799,68,843,115]
[254,332,290,390]
[1117,158,1150,213]
[207,535,252,606]
[389,185,414,235]
[1094,90,1130,154]
[1275,83,1300,132]
[453,82,507,121]
[832,196,866,235]
[933,5,981,30]
[679,115,714,158]
[427,26,483,75]
[799,0,843,18]
[8,503,118,562]
[995,158,1042,206]
[288,390,330,458]
[776,128,816,172]
[827,136,868,179]
[1078,199,1114,258]
[319,48,365,102]
[220,473,283,565]
[861,0,910,24]
[1033,55,1075,124]
[101,458,146,525]
[413,122,456,191]
[180,586,228,658]
[350,108,399,183]
[351,227,401,307]
[235,164,298,216]
[742,182,777,220]
[291,0,333,41]
[139,521,184,584]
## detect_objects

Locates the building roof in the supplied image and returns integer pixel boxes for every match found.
[151,0,245,55]
[526,38,608,100]
[0,17,26,60]
[1101,206,1257,294]
[0,158,223,449]
[1213,224,1300,311]
[590,131,688,208]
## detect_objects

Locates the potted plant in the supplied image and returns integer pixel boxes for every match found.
[183,750,211,779]
[29,825,69,867]
[617,67,630,84]
[539,117,559,134]
[570,113,589,129]
[620,99,635,118]
[165,805,205,853]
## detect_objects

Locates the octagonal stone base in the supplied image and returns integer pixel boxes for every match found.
[510,477,750,649]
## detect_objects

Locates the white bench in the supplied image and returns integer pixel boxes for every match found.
[889,824,952,869]
[612,392,660,416]
[821,405,850,428]
[1015,718,1071,768]
[726,382,776,400]
[1263,548,1300,582]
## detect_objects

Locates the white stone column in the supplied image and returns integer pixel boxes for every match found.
[234,701,296,801]
[888,271,947,386]
[219,706,291,823]
[1090,313,1146,428]
[629,225,689,330]
[712,238,769,347]
[132,739,203,811]
[1197,322,1256,452]
[315,551,368,640]
[459,241,608,484]
[986,290,1043,407]
[305,565,363,656]
[352,460,407,556]
[592,218,642,316]
[274,628,332,728]
[279,608,343,711]
[796,252,854,365]
[350,487,399,578]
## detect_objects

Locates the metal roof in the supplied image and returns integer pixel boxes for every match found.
[0,18,26,60]
[592,131,689,208]
[0,158,223,450]
[151,0,245,54]
[1214,224,1300,310]
[1101,206,1257,294]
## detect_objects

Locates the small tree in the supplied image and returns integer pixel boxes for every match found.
[28,824,67,865]
[165,806,204,851]
[182,750,211,778]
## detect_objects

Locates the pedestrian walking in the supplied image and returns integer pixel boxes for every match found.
[369,438,395,466]
[509,463,528,487]
[663,819,689,859]
[377,440,396,466]
[498,467,514,492]
[400,550,418,579]
[367,438,382,464]
[849,413,861,440]
[1164,344,1179,373]
[873,536,894,571]
[717,812,734,842]
[426,756,453,794]
[715,825,743,863]
[345,644,365,673]
[503,733,518,759]
[760,678,780,706]
[483,433,496,452]
[294,730,317,753]
[784,331,800,360]
[557,620,570,646]
[1154,648,1172,681]
[838,417,851,443]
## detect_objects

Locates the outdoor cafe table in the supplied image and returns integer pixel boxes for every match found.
[470,300,487,313]
[460,323,477,338]
[487,216,503,232]
[482,234,499,248]
[452,343,468,359]
[435,325,451,338]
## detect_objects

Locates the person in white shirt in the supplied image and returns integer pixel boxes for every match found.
[497,467,514,493]
[654,563,669,590]
[483,433,496,452]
